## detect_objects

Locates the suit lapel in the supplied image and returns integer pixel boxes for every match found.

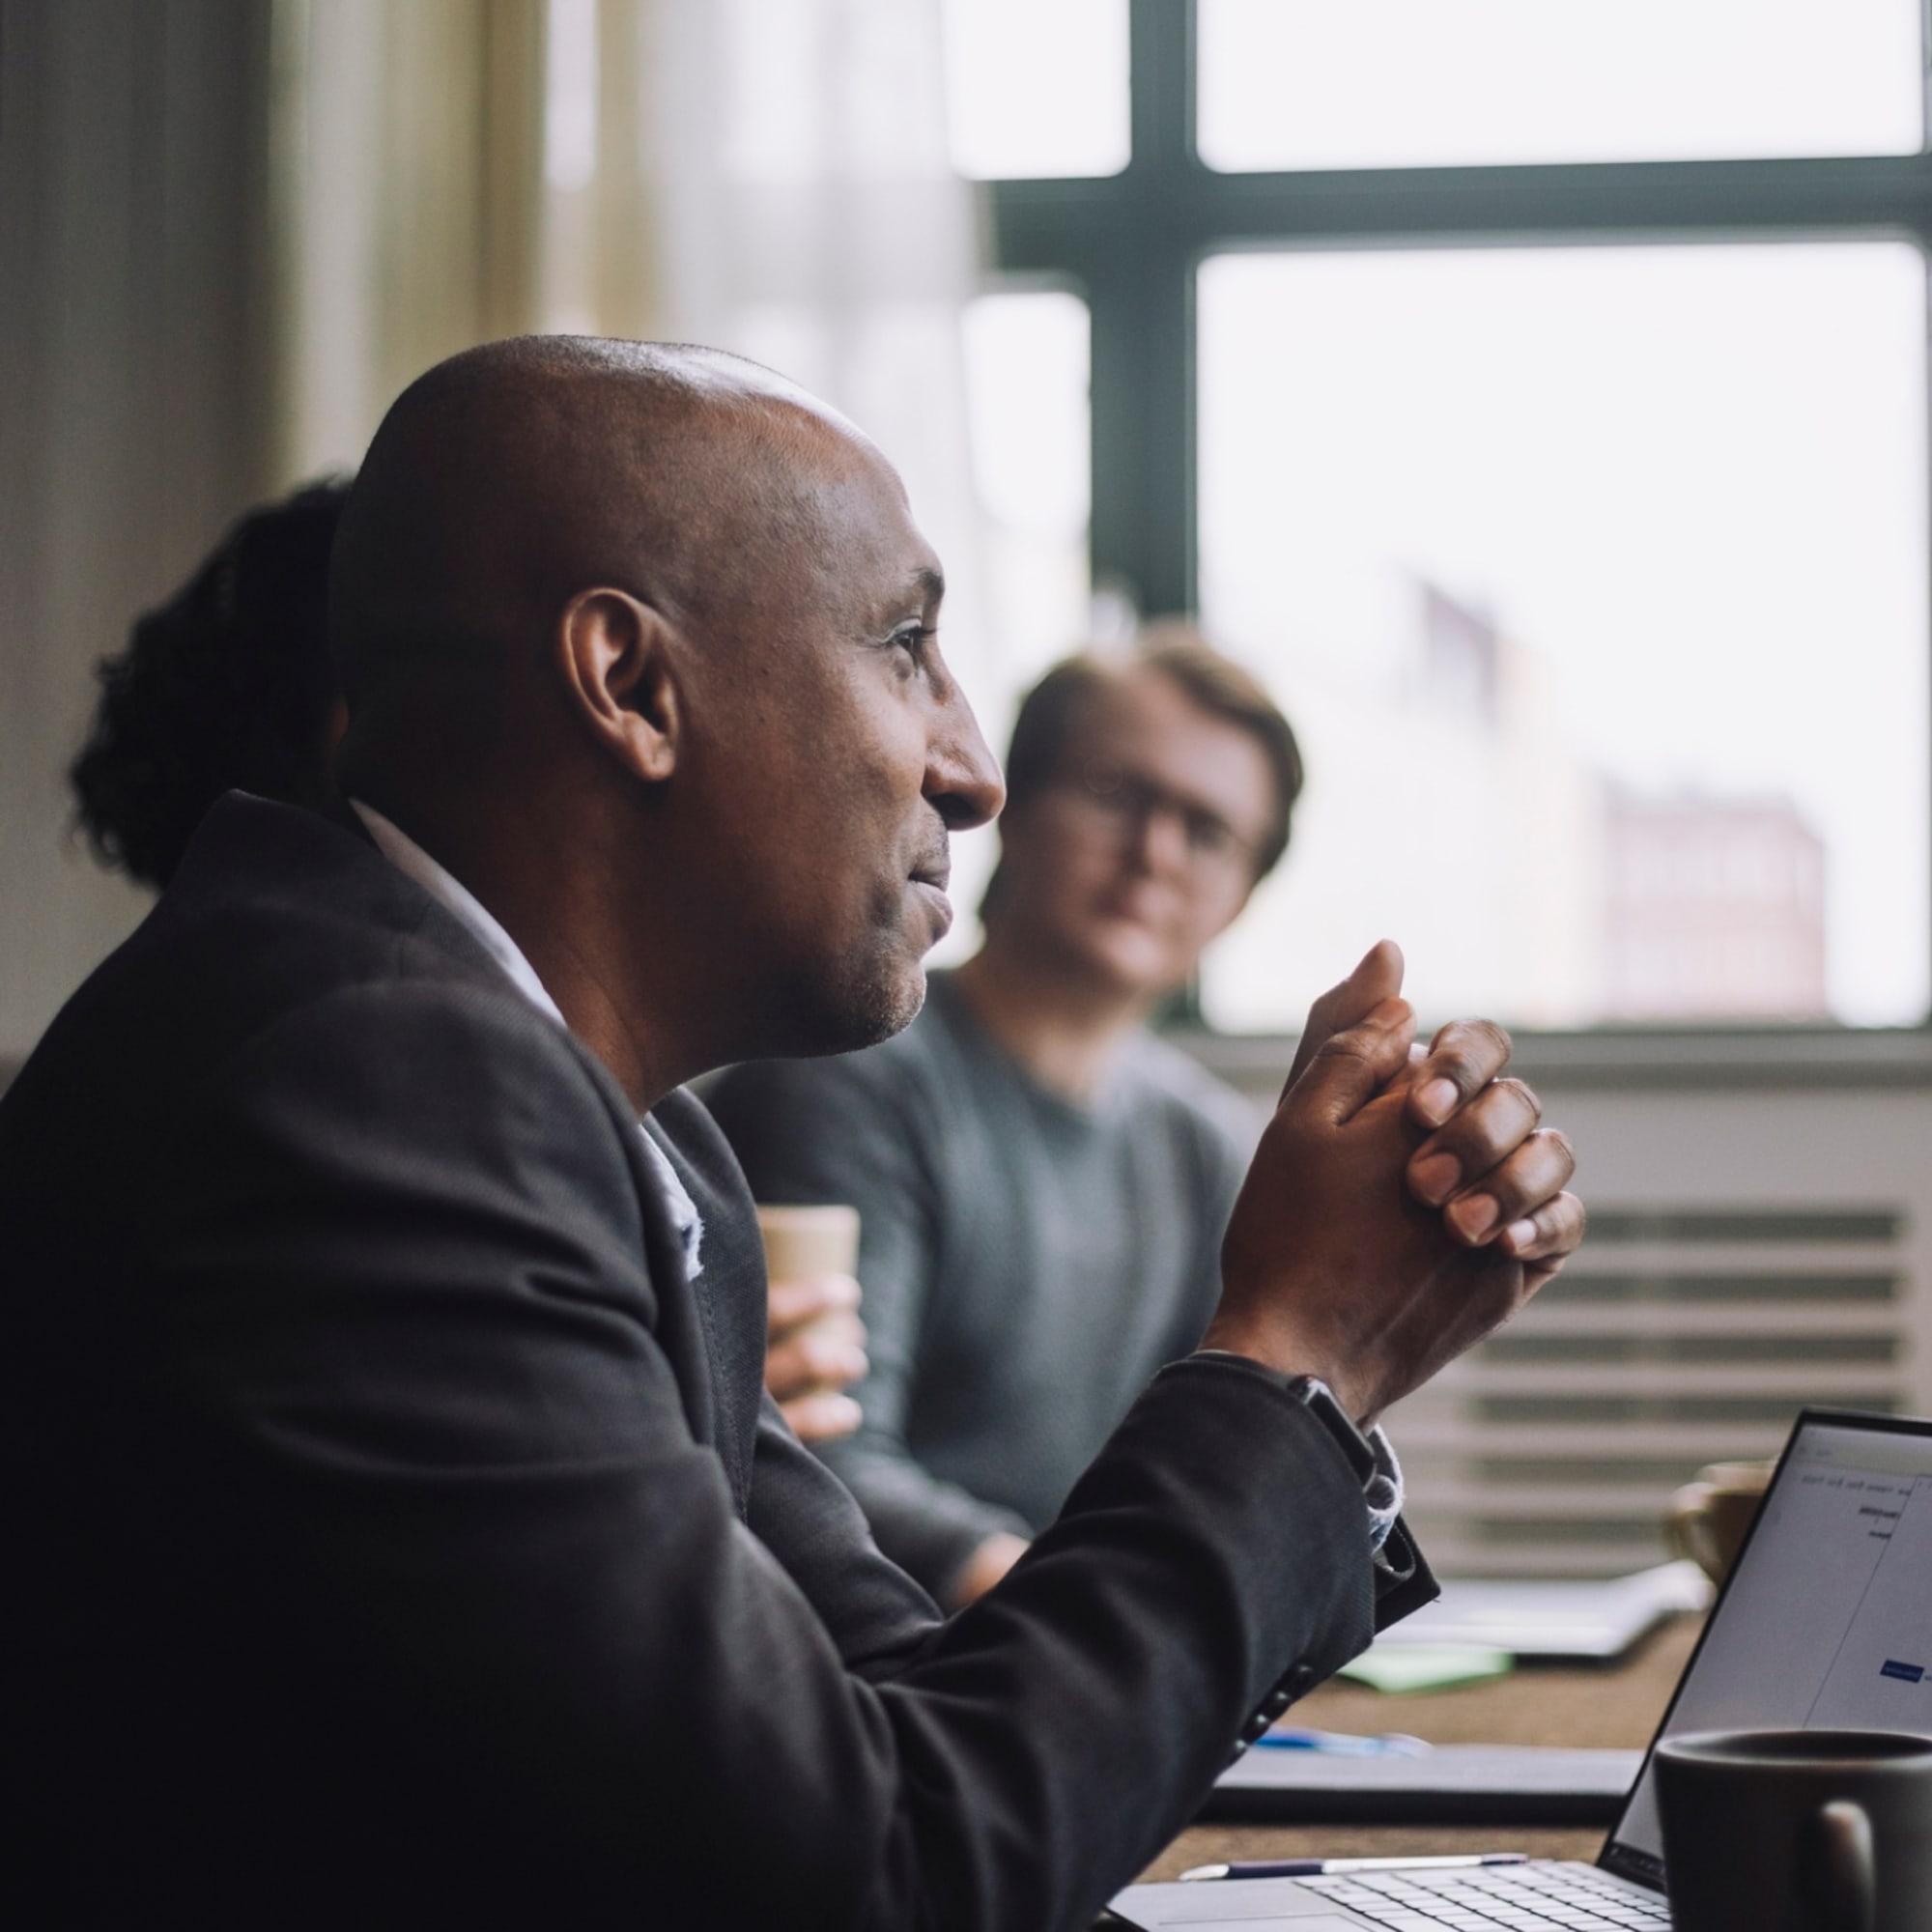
[318,793,760,1513]
[642,1105,768,1518]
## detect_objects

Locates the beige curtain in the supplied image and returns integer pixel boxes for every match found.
[270,0,551,478]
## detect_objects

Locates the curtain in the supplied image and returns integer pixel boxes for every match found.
[270,0,550,479]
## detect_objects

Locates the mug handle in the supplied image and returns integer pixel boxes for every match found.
[1818,1798,1875,1932]
[1665,1483,1719,1577]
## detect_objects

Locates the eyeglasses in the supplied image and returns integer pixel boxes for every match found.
[1053,759,1261,877]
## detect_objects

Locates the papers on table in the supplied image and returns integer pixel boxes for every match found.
[1370,1561,1712,1663]
[1207,1743,1643,1825]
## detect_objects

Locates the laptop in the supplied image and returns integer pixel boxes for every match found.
[1106,1406,1932,1931]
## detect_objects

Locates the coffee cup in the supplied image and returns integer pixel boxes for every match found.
[754,1203,861,1284]
[1665,1461,1773,1586]
[1655,1728,1932,1931]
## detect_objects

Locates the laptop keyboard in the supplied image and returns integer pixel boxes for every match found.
[1297,1861,1671,1930]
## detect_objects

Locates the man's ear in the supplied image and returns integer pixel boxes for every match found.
[554,588,681,782]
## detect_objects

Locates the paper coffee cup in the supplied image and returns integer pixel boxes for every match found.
[755,1204,860,1282]
[1665,1461,1773,1586]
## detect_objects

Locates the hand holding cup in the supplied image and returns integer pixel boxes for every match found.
[757,1205,868,1443]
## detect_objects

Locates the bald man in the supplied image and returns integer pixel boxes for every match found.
[0,339,1582,1930]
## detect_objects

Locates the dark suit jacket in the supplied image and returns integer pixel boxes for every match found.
[0,795,1433,1929]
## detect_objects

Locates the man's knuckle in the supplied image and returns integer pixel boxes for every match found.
[1492,1076,1540,1122]
[1314,1030,1374,1066]
[1433,1017,1511,1087]
[1472,1017,1513,1063]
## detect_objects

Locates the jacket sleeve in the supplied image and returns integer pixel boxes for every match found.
[149,982,1428,1932]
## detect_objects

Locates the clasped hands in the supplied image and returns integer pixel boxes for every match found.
[1206,940,1584,1429]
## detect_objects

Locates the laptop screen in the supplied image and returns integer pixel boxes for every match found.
[1602,1408,1932,1889]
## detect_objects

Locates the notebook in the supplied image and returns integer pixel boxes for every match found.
[1365,1559,1713,1662]
[1203,1739,1643,1826]
[1107,1406,1932,1930]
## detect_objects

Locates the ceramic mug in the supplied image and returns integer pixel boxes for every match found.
[1655,1728,1932,1932]
[1665,1460,1774,1586]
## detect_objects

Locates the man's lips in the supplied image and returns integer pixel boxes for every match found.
[909,846,951,895]
[910,853,953,935]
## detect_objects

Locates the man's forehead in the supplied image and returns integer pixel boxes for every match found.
[1066,668,1275,808]
[786,430,941,587]
[1066,667,1186,746]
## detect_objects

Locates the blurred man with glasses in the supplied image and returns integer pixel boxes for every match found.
[709,628,1311,1605]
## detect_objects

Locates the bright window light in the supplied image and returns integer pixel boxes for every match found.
[1199,0,1923,173]
[1197,243,1929,1032]
[961,289,1094,703]
[941,0,1130,180]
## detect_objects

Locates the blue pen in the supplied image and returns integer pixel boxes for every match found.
[1256,1727,1432,1757]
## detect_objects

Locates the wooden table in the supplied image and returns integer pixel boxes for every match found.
[1140,1614,1701,1883]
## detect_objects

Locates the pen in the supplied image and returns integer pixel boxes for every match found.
[1179,1853,1528,1882]
[1256,1727,1432,1756]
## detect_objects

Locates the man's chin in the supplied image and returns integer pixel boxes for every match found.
[848,959,928,1050]
[768,954,928,1062]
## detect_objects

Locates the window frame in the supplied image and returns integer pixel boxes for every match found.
[984,0,1932,1032]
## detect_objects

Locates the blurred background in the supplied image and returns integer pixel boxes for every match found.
[9,0,1932,1574]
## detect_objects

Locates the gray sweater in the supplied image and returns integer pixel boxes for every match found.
[706,973,1260,1599]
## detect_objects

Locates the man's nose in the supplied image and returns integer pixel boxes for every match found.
[1129,797,1193,876]
[925,695,1006,832]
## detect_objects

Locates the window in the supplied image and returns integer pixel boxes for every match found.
[968,0,1932,1031]
[1198,243,1927,1031]
[1198,0,1921,173]
[942,0,1128,180]
[961,290,1094,704]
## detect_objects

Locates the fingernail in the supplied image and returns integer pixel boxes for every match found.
[1450,1194,1497,1241]
[1415,1077,1459,1125]
[1503,1219,1537,1253]
[1410,1152,1462,1205]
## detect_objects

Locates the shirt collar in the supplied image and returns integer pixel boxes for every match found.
[349,798,703,1278]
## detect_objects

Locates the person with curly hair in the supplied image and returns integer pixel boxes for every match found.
[70,480,352,891]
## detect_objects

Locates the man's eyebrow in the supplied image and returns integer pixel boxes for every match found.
[867,568,945,634]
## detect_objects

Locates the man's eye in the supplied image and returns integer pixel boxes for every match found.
[889,625,936,661]
[1184,811,1244,861]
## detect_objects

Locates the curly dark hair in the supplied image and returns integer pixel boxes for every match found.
[71,479,352,890]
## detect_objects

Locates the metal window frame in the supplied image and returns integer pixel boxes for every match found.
[986,0,1932,1031]
[990,0,1932,615]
